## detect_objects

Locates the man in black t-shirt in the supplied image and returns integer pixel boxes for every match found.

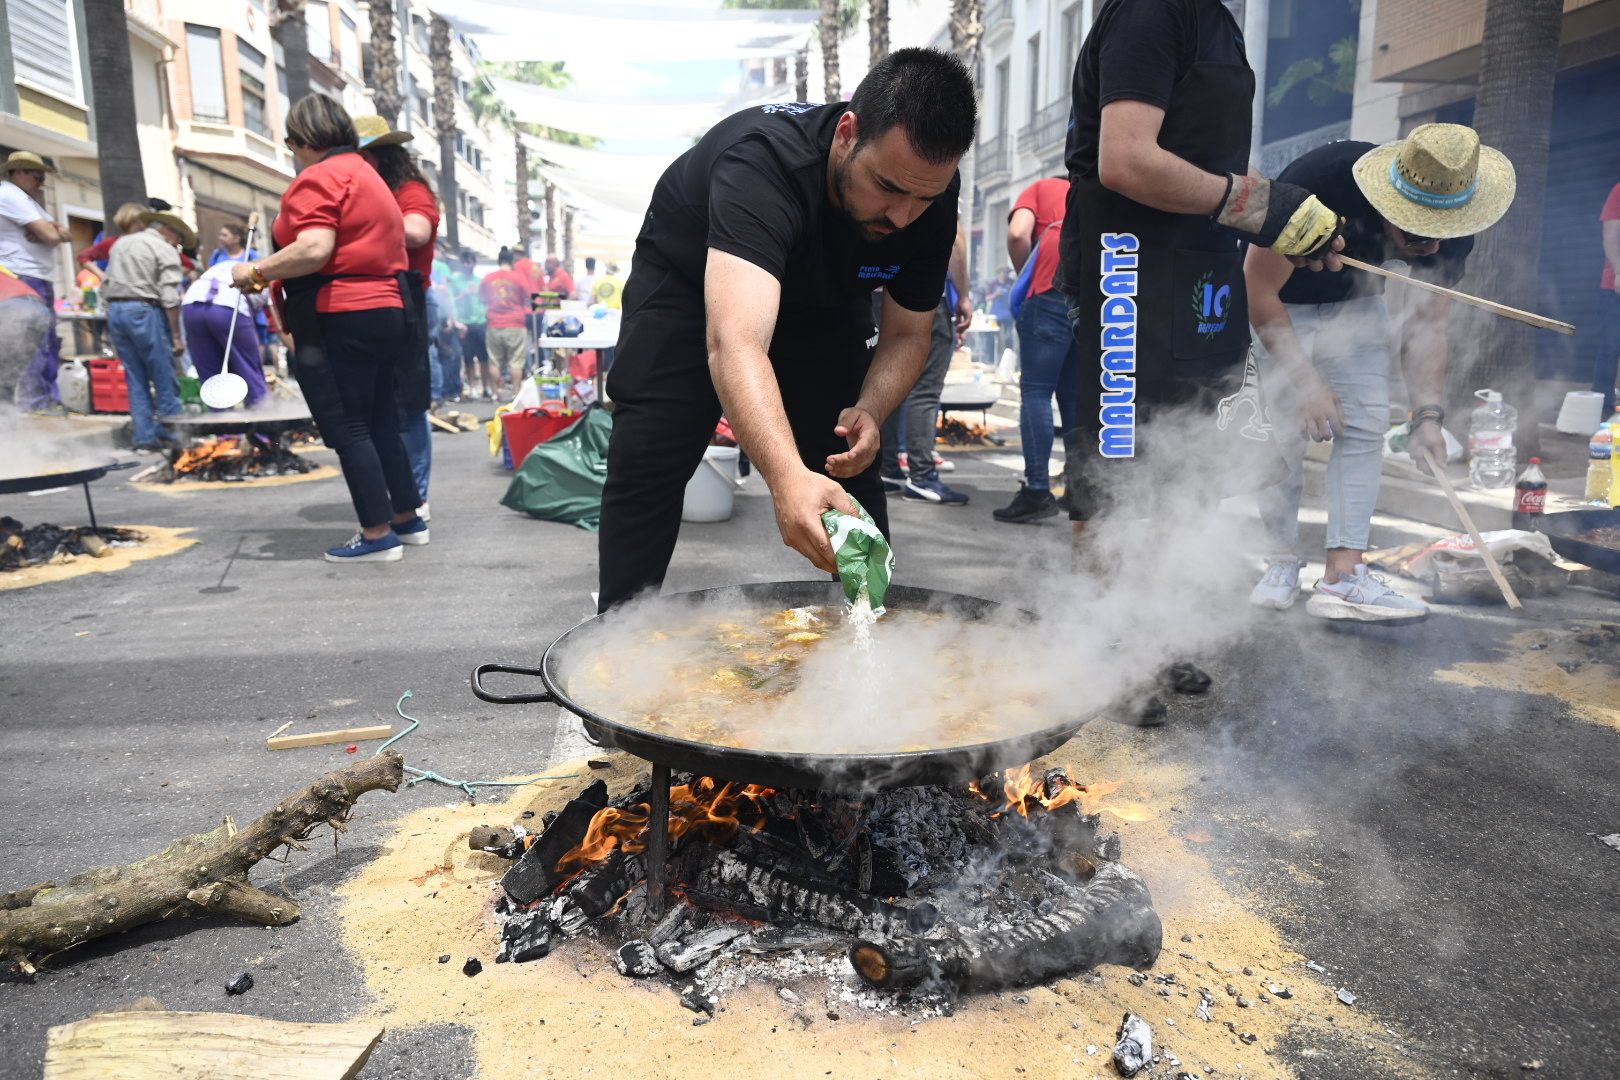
[597,49,975,612]
[1246,125,1515,622]
[1058,0,1344,535]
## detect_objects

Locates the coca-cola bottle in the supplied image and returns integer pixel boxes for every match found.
[1513,457,1547,530]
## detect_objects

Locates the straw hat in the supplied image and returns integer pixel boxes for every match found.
[353,114,414,149]
[3,151,52,174]
[1352,124,1515,239]
[140,210,198,251]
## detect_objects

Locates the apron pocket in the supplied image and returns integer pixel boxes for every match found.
[1171,248,1248,363]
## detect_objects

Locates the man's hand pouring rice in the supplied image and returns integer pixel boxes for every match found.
[774,467,859,574]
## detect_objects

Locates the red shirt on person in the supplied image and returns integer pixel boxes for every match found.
[394,179,439,284]
[512,255,542,294]
[272,151,405,312]
[1601,183,1620,291]
[77,234,197,271]
[541,268,575,299]
[1010,177,1069,299]
[480,266,532,330]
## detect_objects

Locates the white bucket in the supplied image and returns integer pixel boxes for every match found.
[682,445,741,523]
[1555,390,1606,435]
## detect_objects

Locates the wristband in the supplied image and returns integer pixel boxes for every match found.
[1411,404,1445,428]
[250,264,268,290]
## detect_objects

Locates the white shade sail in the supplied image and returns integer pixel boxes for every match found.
[442,2,815,64]
[493,77,737,142]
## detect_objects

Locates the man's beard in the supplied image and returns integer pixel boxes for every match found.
[833,155,895,244]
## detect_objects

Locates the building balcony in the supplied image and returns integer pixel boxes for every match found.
[1017,98,1070,157]
[175,118,296,189]
[984,0,1014,38]
[977,132,1012,184]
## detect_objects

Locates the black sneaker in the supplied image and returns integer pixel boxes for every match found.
[992,483,1059,523]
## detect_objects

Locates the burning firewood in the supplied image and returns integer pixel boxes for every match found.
[0,752,404,975]
[0,516,142,572]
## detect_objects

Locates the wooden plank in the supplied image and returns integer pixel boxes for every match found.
[1340,255,1576,336]
[44,1010,383,1080]
[427,413,460,434]
[266,724,393,751]
[1420,448,1524,610]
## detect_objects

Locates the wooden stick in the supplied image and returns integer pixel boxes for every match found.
[45,1011,383,1080]
[1420,448,1523,610]
[266,724,393,751]
[1339,255,1576,336]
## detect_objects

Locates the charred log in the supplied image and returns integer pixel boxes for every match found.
[566,851,644,917]
[685,835,912,940]
[501,780,609,904]
[849,862,1162,993]
[0,752,403,974]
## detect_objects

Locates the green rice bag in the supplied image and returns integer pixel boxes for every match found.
[821,499,894,613]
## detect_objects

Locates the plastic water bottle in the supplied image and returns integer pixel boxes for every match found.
[1467,388,1518,489]
[1586,420,1614,505]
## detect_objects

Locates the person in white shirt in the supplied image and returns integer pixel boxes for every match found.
[575,255,597,307]
[183,260,270,408]
[0,152,72,411]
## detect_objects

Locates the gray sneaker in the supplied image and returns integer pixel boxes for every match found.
[1305,564,1428,622]
[1250,556,1301,610]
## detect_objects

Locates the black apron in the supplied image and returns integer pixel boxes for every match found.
[1064,3,1281,518]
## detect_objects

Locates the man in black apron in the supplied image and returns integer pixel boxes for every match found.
[1059,0,1344,531]
[597,49,976,612]
[1057,0,1342,725]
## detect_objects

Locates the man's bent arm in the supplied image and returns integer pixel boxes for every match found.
[857,291,935,425]
[1098,100,1232,216]
[1604,220,1620,290]
[1007,207,1036,272]
[704,249,799,484]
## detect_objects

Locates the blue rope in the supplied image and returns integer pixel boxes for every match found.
[381,690,577,802]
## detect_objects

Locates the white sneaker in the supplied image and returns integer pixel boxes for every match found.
[1250,556,1301,610]
[1306,565,1428,622]
[897,451,955,473]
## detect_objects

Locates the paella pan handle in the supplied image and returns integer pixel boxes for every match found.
[470,664,556,705]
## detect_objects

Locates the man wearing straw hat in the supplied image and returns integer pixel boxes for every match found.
[102,202,195,449]
[1246,124,1515,621]
[0,151,73,411]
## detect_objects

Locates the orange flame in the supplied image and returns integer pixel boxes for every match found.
[172,436,243,474]
[981,765,1140,819]
[552,778,775,879]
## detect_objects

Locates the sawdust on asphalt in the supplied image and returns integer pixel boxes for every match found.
[1434,622,1620,731]
[336,727,1422,1079]
[0,525,195,592]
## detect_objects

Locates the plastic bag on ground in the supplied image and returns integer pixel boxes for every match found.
[500,408,612,532]
[821,499,894,613]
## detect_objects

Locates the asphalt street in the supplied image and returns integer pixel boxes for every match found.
[1,419,1617,1078]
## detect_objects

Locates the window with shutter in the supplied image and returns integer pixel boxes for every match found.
[10,0,82,102]
[239,41,270,138]
[186,25,227,123]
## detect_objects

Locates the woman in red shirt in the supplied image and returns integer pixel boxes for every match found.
[232,96,424,563]
[355,113,440,518]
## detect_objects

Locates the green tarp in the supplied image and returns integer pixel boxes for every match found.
[500,408,613,532]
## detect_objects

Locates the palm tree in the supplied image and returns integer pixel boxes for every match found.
[868,0,889,66]
[467,63,578,255]
[948,0,982,65]
[429,14,459,250]
[366,0,402,125]
[273,0,312,109]
[818,0,840,102]
[795,48,809,101]
[563,206,575,270]
[1459,0,1564,455]
[81,0,146,220]
[543,181,557,255]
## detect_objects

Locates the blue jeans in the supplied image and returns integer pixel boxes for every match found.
[106,301,181,445]
[401,409,431,502]
[880,298,953,479]
[1255,295,1392,553]
[1015,290,1079,490]
[17,275,60,410]
[1592,289,1620,418]
[425,289,444,401]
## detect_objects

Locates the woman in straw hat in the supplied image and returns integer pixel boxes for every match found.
[231,94,425,563]
[1245,123,1515,622]
[0,151,73,411]
[354,112,439,520]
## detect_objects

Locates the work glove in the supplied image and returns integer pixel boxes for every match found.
[1213,174,1341,259]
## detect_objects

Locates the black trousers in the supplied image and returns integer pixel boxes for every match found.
[294,307,421,528]
[597,260,888,613]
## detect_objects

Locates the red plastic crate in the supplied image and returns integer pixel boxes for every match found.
[87,357,130,413]
[501,404,582,469]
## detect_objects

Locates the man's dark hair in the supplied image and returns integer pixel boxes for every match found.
[497,246,515,267]
[460,248,477,264]
[585,256,596,272]
[846,47,977,165]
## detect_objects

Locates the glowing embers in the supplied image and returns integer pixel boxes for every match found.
[159,435,315,482]
[485,766,1163,1004]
